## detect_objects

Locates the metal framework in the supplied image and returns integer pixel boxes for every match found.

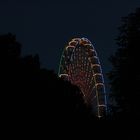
[58,37,107,118]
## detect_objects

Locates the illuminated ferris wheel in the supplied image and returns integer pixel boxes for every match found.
[58,37,107,118]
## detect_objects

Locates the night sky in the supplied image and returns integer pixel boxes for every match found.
[0,0,140,89]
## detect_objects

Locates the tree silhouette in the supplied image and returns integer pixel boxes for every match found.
[0,33,95,132]
[108,8,140,120]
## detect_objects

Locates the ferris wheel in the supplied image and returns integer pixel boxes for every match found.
[58,37,107,118]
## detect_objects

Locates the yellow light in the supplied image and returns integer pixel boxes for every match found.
[59,74,68,77]
[66,45,75,50]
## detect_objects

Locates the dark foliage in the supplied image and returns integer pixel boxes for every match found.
[108,8,140,120]
[0,33,100,136]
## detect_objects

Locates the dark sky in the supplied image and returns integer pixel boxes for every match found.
[0,0,140,89]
